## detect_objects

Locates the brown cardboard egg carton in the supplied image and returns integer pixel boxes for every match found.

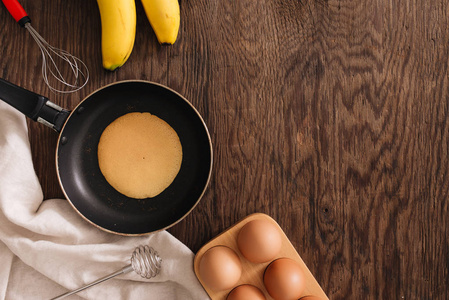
[194,213,329,300]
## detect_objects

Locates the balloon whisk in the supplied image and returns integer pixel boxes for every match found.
[2,0,89,93]
[24,22,89,94]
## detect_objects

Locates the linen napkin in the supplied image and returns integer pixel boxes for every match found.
[0,101,210,300]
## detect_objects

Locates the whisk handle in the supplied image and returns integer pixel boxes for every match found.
[0,78,70,132]
[50,265,134,300]
[2,0,31,26]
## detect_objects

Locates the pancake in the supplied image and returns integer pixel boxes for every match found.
[97,112,182,199]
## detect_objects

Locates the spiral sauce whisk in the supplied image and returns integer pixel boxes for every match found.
[50,245,162,300]
[2,0,89,93]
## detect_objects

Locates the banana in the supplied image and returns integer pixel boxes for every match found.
[97,0,137,71]
[141,0,180,44]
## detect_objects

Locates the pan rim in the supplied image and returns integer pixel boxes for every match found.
[55,79,213,236]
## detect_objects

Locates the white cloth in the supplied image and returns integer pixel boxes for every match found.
[0,102,209,300]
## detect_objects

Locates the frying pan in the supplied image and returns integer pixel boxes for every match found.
[0,79,213,235]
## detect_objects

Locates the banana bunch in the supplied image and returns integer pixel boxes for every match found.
[97,0,180,71]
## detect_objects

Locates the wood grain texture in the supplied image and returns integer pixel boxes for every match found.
[1,0,448,299]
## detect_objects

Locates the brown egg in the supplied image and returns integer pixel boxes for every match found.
[199,246,242,291]
[237,219,282,263]
[227,284,267,300]
[263,257,306,300]
[300,297,323,300]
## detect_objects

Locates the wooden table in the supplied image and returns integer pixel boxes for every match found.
[1,0,448,299]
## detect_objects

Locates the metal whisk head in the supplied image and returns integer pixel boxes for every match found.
[131,245,162,279]
[25,23,89,94]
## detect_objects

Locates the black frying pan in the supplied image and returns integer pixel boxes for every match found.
[0,79,213,235]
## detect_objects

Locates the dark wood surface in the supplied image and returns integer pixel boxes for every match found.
[1,0,448,299]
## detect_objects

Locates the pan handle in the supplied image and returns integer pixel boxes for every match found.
[0,78,70,132]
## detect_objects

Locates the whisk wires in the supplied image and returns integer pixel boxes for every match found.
[25,23,89,94]
[131,245,162,279]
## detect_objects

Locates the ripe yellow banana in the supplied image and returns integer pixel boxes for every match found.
[97,0,137,71]
[141,0,180,44]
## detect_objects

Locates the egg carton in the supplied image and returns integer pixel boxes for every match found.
[194,213,329,300]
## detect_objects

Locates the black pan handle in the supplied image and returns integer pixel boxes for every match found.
[0,78,70,132]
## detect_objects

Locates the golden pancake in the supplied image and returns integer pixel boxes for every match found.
[97,112,182,199]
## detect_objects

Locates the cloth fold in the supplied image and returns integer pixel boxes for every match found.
[0,102,209,300]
